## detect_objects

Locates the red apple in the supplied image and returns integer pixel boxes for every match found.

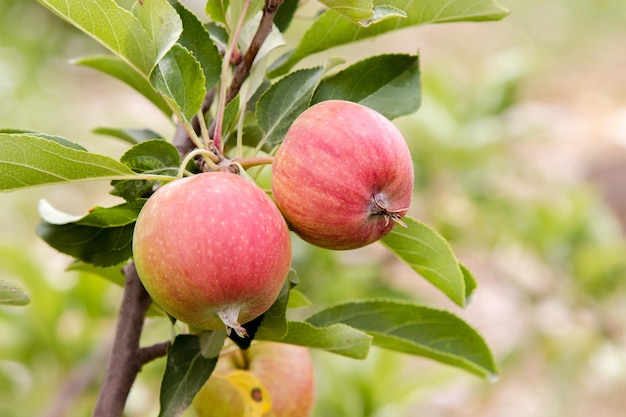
[132,172,291,336]
[271,100,413,250]
[194,342,315,417]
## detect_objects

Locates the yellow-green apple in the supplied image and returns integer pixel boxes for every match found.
[132,172,291,337]
[272,100,413,250]
[193,342,315,417]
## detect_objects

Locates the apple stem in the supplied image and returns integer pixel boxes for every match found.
[217,306,249,338]
[232,156,274,169]
[371,194,409,228]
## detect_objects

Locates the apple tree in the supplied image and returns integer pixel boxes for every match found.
[0,0,509,416]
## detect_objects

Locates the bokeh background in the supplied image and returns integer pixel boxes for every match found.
[2,1,626,416]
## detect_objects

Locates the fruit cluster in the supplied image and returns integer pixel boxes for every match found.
[132,100,414,416]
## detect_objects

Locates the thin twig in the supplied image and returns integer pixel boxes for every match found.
[173,90,216,157]
[225,0,285,104]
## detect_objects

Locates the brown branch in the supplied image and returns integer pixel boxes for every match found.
[90,4,286,417]
[92,263,168,417]
[225,0,284,104]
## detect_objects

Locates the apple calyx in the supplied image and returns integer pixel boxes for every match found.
[217,306,249,338]
[370,193,409,228]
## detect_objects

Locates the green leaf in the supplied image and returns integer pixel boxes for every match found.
[171,1,222,91]
[111,139,180,200]
[380,216,466,307]
[318,0,375,22]
[205,0,229,25]
[132,0,183,65]
[37,0,156,74]
[307,299,498,379]
[119,139,181,174]
[0,129,87,151]
[274,0,299,32]
[67,261,125,287]
[0,280,30,306]
[0,133,142,191]
[73,55,173,117]
[271,320,372,359]
[359,5,407,27]
[269,0,510,76]
[150,44,207,123]
[255,275,291,341]
[256,66,324,145]
[93,127,165,145]
[159,335,219,417]
[287,289,312,308]
[312,53,420,119]
[460,263,478,303]
[36,199,146,267]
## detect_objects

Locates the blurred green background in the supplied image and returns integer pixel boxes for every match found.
[2,1,626,416]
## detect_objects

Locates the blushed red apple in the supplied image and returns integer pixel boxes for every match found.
[193,342,315,417]
[272,100,413,250]
[132,172,291,336]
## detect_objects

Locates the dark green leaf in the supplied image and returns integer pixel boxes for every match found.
[67,261,125,287]
[312,53,420,119]
[119,139,181,173]
[256,66,324,145]
[36,200,146,267]
[0,280,30,306]
[0,133,141,191]
[111,139,180,200]
[269,0,510,77]
[150,44,206,123]
[159,335,219,417]
[171,1,222,91]
[381,216,466,307]
[307,299,498,378]
[93,127,165,144]
[73,55,173,117]
[274,0,299,32]
[255,272,294,341]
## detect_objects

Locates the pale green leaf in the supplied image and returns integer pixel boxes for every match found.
[307,299,498,378]
[132,0,183,64]
[73,55,172,117]
[270,320,372,359]
[360,4,407,27]
[269,0,510,76]
[318,0,374,21]
[0,133,141,191]
[0,281,30,306]
[380,216,466,307]
[93,127,165,144]
[37,0,156,74]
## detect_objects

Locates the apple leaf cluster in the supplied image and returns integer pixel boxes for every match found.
[0,0,509,416]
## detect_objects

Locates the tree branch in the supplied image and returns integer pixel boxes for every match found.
[225,0,284,104]
[93,263,168,417]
